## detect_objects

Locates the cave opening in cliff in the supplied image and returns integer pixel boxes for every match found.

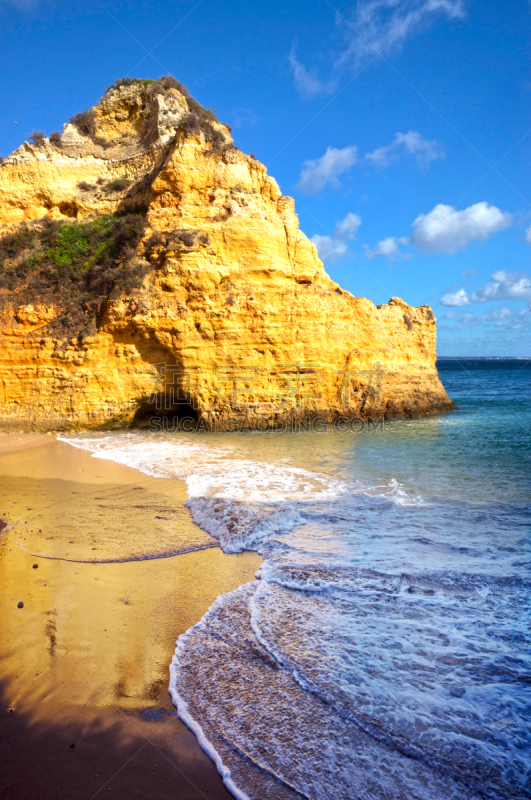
[132,391,199,430]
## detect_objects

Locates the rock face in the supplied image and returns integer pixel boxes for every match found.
[0,79,454,432]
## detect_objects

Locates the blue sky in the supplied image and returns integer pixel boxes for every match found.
[1,0,529,355]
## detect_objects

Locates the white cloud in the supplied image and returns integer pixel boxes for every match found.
[365,235,410,261]
[410,202,513,254]
[289,47,328,98]
[337,0,466,65]
[298,132,442,196]
[311,212,362,263]
[441,271,531,306]
[440,288,470,307]
[334,211,363,240]
[296,146,358,194]
[440,303,531,332]
[525,225,531,244]
[361,201,511,268]
[473,271,531,302]
[365,130,445,169]
[311,236,348,263]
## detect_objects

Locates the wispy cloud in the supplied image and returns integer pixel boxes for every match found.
[288,46,330,98]
[336,0,465,66]
[410,202,513,254]
[525,225,531,244]
[311,236,349,263]
[441,271,531,306]
[365,130,445,169]
[1,0,38,8]
[365,235,410,261]
[440,303,531,332]
[290,1,466,97]
[311,212,362,263]
[230,107,261,129]
[297,131,440,195]
[296,146,359,194]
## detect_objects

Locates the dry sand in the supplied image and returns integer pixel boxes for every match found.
[0,437,261,800]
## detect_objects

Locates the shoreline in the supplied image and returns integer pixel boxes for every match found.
[0,439,261,800]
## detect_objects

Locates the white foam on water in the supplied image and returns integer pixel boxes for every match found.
[168,584,257,800]
[247,569,531,796]
[169,580,489,800]
[58,431,531,799]
[58,432,425,508]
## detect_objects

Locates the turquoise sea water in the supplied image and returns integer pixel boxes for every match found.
[62,359,531,800]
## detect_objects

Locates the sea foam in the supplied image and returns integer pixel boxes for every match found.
[60,429,531,799]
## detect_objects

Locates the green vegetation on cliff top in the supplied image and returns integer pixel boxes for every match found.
[0,212,148,336]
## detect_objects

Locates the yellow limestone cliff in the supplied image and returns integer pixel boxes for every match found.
[0,79,454,431]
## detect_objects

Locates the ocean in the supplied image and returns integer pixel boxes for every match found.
[60,359,531,800]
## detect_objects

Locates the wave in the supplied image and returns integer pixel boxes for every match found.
[58,432,425,507]
[59,431,531,799]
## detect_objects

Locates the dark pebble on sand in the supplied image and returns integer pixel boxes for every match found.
[33,564,38,569]
[17,601,24,608]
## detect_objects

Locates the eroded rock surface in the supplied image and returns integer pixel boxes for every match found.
[0,80,454,431]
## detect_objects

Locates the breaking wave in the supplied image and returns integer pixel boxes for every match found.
[60,427,531,799]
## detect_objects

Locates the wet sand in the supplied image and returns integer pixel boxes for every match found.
[0,432,56,456]
[0,437,262,800]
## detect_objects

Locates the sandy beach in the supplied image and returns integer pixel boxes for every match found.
[0,435,261,800]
